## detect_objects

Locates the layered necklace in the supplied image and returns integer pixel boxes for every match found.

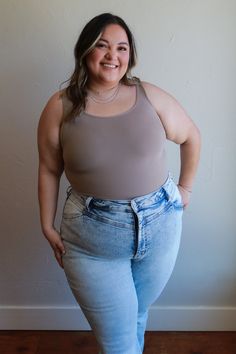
[87,83,120,104]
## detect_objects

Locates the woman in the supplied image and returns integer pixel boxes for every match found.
[38,13,200,354]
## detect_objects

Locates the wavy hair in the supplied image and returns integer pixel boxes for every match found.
[59,13,139,120]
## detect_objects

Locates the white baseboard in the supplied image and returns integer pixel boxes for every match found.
[0,305,235,331]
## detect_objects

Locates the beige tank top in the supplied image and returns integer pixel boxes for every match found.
[60,83,168,200]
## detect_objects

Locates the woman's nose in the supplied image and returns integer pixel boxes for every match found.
[105,48,117,60]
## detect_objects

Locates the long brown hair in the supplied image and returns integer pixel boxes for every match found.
[59,13,139,120]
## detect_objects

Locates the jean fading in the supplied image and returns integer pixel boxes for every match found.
[60,174,183,354]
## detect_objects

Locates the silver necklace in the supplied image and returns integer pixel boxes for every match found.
[88,84,120,104]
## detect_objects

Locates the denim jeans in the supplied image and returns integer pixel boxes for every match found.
[60,174,183,354]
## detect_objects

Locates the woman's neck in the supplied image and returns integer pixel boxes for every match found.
[87,80,121,95]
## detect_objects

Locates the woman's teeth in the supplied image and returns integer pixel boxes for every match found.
[103,64,117,68]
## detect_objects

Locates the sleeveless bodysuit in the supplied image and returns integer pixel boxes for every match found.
[60,84,168,200]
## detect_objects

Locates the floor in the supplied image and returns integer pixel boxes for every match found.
[0,330,235,354]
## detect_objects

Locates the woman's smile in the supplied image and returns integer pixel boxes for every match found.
[101,63,119,69]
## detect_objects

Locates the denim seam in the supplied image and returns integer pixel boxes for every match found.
[82,211,132,230]
[62,214,83,220]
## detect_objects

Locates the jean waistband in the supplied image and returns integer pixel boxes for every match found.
[66,172,177,211]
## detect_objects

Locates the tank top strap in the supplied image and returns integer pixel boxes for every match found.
[60,89,73,121]
[137,82,153,106]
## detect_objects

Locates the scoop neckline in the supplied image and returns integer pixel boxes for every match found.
[83,84,139,119]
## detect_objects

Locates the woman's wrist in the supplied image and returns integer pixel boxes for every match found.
[41,224,56,236]
[177,184,192,193]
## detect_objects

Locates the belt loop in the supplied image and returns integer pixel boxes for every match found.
[85,196,93,211]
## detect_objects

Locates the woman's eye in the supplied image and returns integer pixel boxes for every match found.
[118,47,127,51]
[96,43,106,48]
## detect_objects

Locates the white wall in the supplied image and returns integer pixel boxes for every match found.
[0,0,236,330]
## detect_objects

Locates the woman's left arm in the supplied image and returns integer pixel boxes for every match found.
[142,82,201,208]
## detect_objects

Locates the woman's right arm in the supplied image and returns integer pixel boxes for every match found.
[37,91,66,268]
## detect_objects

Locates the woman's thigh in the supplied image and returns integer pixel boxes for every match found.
[131,206,183,313]
[62,247,140,353]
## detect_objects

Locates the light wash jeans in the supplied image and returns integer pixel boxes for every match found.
[60,174,183,354]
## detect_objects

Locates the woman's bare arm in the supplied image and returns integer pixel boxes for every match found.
[142,82,201,208]
[37,91,66,267]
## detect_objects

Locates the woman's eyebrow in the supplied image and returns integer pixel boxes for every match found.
[99,38,129,46]
[118,42,129,46]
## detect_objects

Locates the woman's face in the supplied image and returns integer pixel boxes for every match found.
[86,24,130,87]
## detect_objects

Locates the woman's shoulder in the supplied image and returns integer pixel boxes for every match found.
[39,90,65,127]
[140,81,180,113]
[48,87,73,119]
[140,81,169,99]
[44,90,64,110]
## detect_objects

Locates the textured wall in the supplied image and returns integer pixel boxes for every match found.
[0,0,235,329]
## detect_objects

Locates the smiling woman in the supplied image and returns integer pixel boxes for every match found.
[37,12,200,354]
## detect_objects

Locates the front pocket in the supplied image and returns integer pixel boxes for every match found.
[83,210,131,230]
[82,201,132,230]
[62,196,85,219]
[162,180,184,209]
[176,186,184,208]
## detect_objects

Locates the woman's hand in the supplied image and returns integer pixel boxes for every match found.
[177,184,191,209]
[44,228,66,269]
